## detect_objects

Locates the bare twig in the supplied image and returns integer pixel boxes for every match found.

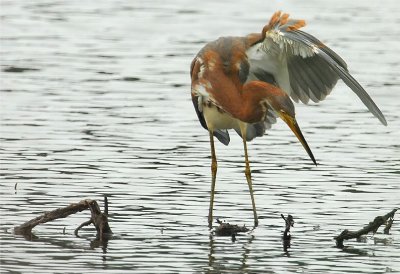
[104,195,109,216]
[74,219,93,236]
[335,208,397,248]
[281,214,294,253]
[281,214,294,239]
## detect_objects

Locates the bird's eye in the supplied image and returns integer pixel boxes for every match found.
[280,109,286,114]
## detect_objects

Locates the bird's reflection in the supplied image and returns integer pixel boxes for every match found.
[240,234,255,271]
[207,230,255,273]
[208,233,215,268]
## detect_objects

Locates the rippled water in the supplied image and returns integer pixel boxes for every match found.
[1,0,399,273]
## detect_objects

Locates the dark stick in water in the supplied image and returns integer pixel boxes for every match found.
[14,198,112,241]
[335,208,397,248]
[281,214,294,252]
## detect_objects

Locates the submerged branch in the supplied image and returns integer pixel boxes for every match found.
[335,208,397,248]
[14,200,92,235]
[14,197,112,240]
[281,214,294,239]
[281,214,294,253]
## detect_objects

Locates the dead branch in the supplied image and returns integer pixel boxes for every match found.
[74,219,93,235]
[335,208,397,248]
[14,200,91,235]
[281,214,294,239]
[281,214,294,253]
[75,196,112,240]
[14,197,112,240]
[384,212,395,235]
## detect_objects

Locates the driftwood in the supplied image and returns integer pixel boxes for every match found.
[14,197,112,241]
[335,208,397,248]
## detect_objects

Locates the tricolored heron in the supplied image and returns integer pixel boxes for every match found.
[190,11,387,228]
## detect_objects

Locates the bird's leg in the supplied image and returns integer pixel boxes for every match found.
[208,130,218,229]
[240,123,258,227]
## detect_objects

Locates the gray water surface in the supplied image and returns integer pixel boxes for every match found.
[1,0,399,273]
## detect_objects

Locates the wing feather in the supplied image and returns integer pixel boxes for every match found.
[287,59,311,103]
[247,12,387,125]
[284,30,387,125]
[292,30,347,69]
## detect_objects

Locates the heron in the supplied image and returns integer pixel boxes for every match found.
[190,11,387,228]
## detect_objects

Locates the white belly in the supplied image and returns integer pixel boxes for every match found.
[203,105,241,131]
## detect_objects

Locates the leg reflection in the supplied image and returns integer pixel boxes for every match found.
[207,230,255,273]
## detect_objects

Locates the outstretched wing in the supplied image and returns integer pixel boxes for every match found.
[246,11,387,125]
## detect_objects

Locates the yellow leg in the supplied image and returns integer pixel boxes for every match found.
[240,123,258,227]
[208,130,218,229]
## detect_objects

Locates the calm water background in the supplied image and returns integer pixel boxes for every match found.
[1,0,399,273]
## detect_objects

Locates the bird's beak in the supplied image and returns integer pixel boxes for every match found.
[280,113,317,166]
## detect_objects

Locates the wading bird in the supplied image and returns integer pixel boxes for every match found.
[190,11,387,228]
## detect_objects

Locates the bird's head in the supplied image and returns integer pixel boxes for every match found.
[268,95,317,166]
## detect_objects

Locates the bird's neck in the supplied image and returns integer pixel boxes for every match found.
[238,81,282,123]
